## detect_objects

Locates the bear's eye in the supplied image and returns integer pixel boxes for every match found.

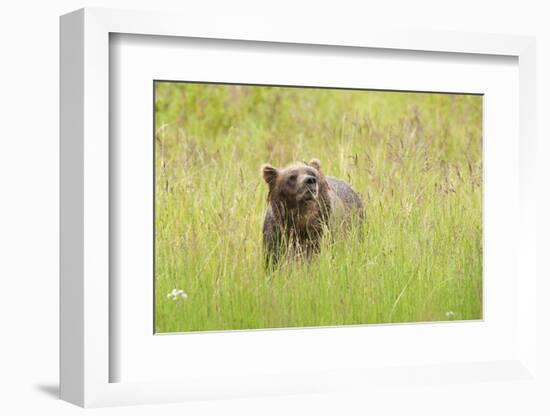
[287,175,297,184]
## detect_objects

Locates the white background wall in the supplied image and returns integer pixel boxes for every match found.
[0,1,548,415]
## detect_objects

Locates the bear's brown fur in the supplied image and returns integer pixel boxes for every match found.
[261,159,364,267]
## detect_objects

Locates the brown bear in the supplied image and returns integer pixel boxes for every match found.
[261,159,364,267]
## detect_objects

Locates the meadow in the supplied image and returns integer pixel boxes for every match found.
[154,82,483,333]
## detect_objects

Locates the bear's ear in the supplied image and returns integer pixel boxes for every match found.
[308,159,322,172]
[261,164,278,186]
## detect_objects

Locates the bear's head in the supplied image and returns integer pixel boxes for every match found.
[261,159,330,218]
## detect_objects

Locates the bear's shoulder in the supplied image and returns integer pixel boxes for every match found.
[326,176,364,211]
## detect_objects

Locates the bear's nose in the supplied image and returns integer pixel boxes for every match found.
[304,175,317,185]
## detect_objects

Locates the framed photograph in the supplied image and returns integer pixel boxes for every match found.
[60,8,538,408]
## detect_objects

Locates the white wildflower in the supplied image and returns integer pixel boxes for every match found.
[445,311,455,319]
[167,288,188,300]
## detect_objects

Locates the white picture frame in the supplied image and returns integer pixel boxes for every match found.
[60,7,537,408]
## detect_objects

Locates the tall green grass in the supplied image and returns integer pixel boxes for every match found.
[154,82,482,333]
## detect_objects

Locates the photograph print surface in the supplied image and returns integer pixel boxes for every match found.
[154,82,483,333]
